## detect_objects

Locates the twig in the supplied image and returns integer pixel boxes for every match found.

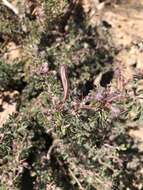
[69,168,85,190]
[98,158,114,172]
[47,139,61,160]
[2,0,19,15]
[80,104,100,111]
[79,167,112,189]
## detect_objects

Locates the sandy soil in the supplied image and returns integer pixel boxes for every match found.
[0,91,18,127]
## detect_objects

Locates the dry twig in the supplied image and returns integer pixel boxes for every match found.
[2,0,19,15]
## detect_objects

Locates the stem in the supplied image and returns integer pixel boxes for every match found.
[2,0,19,15]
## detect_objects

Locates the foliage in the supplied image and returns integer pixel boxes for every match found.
[0,61,25,91]
[0,0,143,190]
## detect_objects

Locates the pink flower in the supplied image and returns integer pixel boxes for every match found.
[40,62,49,74]
[110,106,121,118]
